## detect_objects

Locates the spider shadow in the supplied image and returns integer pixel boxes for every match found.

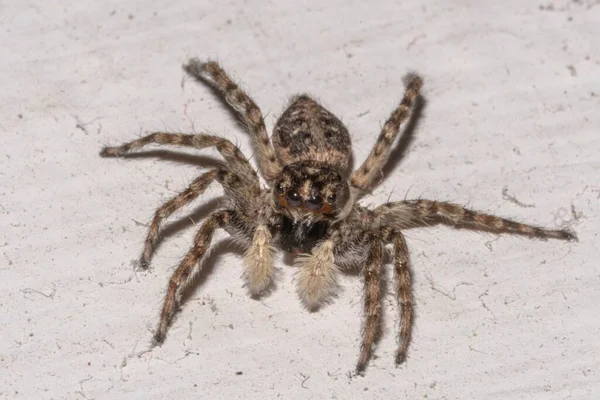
[380,93,427,180]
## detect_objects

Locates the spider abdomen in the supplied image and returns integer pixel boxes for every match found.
[273,95,351,172]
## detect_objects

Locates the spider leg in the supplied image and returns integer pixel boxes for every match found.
[153,210,234,344]
[184,59,282,182]
[357,237,383,374]
[375,200,577,241]
[388,230,413,365]
[350,74,423,193]
[100,132,259,186]
[140,169,218,267]
[295,238,340,309]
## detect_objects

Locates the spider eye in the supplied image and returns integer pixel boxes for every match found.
[327,194,337,204]
[276,183,285,194]
[305,195,323,211]
[286,191,302,208]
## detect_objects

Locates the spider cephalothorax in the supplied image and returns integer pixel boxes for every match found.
[272,95,351,171]
[273,162,349,253]
[101,59,576,374]
[273,162,349,221]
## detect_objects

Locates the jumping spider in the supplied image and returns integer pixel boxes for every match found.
[100,58,576,373]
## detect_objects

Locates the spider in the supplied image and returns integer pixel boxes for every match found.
[100,58,576,374]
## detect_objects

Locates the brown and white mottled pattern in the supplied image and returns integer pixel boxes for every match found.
[101,59,576,375]
[273,95,351,171]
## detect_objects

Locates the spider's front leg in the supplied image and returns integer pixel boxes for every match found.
[154,209,235,344]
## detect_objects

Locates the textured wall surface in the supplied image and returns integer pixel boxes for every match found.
[1,1,599,398]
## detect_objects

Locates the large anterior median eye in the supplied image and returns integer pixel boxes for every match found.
[305,195,323,210]
[286,191,302,208]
